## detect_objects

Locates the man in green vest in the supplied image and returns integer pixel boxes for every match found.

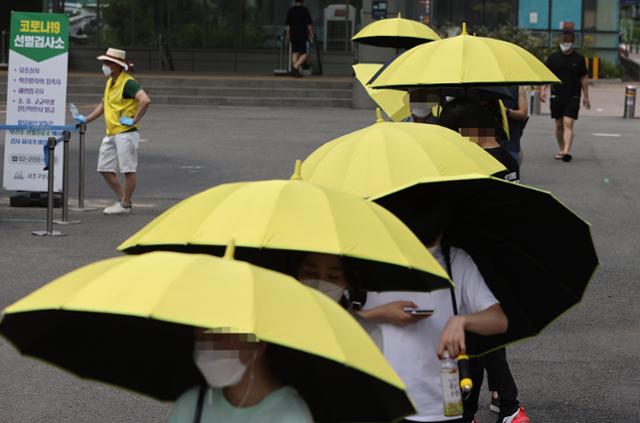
[74,48,151,215]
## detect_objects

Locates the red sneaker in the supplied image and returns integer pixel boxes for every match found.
[502,406,531,423]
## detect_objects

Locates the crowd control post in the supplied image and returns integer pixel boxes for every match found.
[54,130,80,225]
[623,85,637,119]
[32,136,66,237]
[70,123,97,212]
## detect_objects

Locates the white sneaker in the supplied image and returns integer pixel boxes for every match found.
[103,201,131,215]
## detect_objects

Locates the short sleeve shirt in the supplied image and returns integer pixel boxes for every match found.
[123,79,141,99]
[286,5,312,41]
[545,51,588,99]
[363,246,499,421]
[169,385,314,423]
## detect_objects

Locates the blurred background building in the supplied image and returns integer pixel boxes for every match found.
[0,0,628,74]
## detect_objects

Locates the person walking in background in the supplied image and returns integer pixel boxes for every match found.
[541,30,590,163]
[74,48,151,215]
[285,0,314,77]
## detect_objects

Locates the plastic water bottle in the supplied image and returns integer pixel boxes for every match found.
[69,103,80,119]
[441,351,463,417]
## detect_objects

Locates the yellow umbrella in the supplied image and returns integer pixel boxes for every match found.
[353,63,411,122]
[0,249,415,421]
[118,166,451,293]
[301,109,506,199]
[352,12,440,48]
[371,23,560,90]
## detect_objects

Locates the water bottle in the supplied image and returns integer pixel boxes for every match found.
[69,103,79,119]
[440,351,463,417]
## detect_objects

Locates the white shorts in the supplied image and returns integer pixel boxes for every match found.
[97,131,140,173]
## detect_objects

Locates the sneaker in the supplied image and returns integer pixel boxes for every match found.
[501,406,531,423]
[490,391,500,413]
[103,201,131,215]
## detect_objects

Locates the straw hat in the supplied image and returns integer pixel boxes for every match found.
[97,48,129,70]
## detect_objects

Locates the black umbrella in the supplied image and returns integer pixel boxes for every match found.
[372,175,599,354]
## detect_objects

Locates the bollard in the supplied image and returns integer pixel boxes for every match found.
[529,87,541,115]
[32,137,66,237]
[54,130,80,225]
[623,85,636,119]
[70,123,97,212]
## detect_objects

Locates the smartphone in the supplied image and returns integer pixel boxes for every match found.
[403,308,434,316]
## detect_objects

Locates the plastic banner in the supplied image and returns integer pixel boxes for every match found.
[2,11,69,192]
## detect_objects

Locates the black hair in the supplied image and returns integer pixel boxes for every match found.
[437,98,500,133]
[393,199,453,247]
[561,30,575,41]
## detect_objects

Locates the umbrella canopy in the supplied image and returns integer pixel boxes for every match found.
[371,174,599,354]
[353,63,410,122]
[118,170,451,293]
[301,111,506,199]
[352,12,440,49]
[0,251,415,422]
[370,23,560,90]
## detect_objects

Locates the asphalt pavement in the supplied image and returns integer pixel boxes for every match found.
[1,103,639,422]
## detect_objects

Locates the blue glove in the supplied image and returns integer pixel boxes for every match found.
[74,115,86,124]
[119,116,135,126]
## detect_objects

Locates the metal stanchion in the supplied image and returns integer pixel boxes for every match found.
[623,85,636,119]
[32,136,66,237]
[70,124,97,212]
[54,130,80,225]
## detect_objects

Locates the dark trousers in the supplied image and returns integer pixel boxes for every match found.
[463,348,520,421]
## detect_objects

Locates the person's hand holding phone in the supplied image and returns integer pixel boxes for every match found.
[358,301,432,327]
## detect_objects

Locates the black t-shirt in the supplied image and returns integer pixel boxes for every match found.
[486,145,520,183]
[286,5,312,41]
[545,51,588,99]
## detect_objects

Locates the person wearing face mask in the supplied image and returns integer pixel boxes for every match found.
[541,30,590,162]
[408,89,441,124]
[294,252,384,348]
[170,331,313,423]
[73,48,151,215]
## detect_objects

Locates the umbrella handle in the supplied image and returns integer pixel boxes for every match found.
[457,354,473,394]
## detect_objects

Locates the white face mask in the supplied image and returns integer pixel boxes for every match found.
[559,42,573,53]
[301,279,345,302]
[101,64,112,76]
[194,347,248,388]
[410,102,436,118]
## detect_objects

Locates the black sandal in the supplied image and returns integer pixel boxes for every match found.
[562,154,572,162]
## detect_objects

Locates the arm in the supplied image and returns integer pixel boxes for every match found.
[581,75,590,109]
[539,85,548,102]
[286,25,291,41]
[508,86,529,121]
[133,89,151,125]
[357,300,430,327]
[307,24,314,40]
[83,102,104,124]
[437,303,508,358]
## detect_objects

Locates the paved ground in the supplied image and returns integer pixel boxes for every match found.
[1,101,639,422]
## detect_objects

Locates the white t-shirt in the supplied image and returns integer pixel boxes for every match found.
[169,385,314,423]
[364,246,498,422]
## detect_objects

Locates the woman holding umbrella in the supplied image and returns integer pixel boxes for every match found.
[170,331,313,423]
